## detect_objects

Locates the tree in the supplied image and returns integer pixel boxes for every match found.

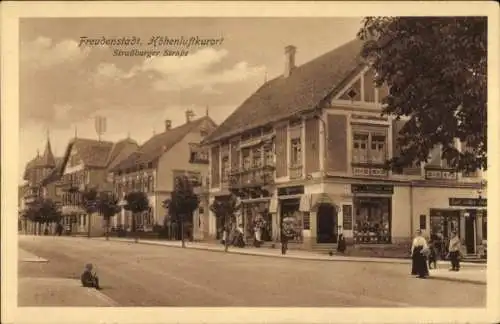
[79,187,99,238]
[124,191,150,243]
[25,198,61,235]
[169,176,199,248]
[96,191,122,240]
[209,193,239,252]
[357,17,486,172]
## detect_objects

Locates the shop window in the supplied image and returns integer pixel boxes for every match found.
[242,148,251,170]
[353,133,369,163]
[353,197,391,244]
[82,215,86,226]
[290,138,302,166]
[429,209,460,241]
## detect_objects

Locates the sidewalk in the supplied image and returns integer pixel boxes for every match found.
[428,268,486,285]
[18,248,119,307]
[18,277,119,307]
[94,237,486,268]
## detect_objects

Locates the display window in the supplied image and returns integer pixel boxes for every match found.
[353,197,391,244]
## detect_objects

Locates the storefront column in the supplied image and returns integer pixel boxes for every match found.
[310,211,317,242]
[476,213,483,243]
[459,215,466,241]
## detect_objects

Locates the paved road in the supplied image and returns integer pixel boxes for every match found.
[18,236,485,307]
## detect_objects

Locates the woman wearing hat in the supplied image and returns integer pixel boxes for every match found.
[411,229,430,278]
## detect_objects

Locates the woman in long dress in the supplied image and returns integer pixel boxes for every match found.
[411,230,430,278]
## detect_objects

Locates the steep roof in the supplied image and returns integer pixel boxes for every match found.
[62,138,115,169]
[106,138,140,170]
[203,39,365,144]
[39,139,56,167]
[111,116,216,172]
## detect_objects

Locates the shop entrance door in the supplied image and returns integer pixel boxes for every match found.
[316,204,337,243]
[465,213,476,254]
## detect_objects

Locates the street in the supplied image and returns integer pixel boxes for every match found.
[18,236,486,307]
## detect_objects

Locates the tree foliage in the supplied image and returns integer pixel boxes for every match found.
[25,198,61,225]
[124,191,150,214]
[96,191,121,221]
[358,17,487,172]
[168,176,199,222]
[79,187,99,214]
[209,193,240,226]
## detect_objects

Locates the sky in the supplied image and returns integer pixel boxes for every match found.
[19,17,363,182]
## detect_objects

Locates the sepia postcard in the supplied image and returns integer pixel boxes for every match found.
[1,1,499,324]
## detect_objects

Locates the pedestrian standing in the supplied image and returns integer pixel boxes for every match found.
[337,234,347,254]
[281,224,294,255]
[410,229,430,278]
[447,231,461,272]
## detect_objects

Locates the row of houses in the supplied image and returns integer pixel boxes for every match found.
[20,111,216,238]
[20,38,487,257]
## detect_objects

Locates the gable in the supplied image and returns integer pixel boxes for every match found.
[63,144,84,174]
[334,67,390,104]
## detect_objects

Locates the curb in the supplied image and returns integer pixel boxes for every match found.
[428,276,486,285]
[20,257,49,263]
[95,238,485,268]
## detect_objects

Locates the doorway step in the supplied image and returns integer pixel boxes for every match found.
[461,254,487,264]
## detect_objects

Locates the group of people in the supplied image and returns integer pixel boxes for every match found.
[411,229,462,279]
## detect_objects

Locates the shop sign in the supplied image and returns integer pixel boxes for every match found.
[449,198,487,207]
[351,184,394,195]
[277,185,304,196]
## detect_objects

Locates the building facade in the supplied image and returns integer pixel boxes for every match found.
[42,136,139,236]
[109,112,216,240]
[203,40,487,256]
[20,137,61,234]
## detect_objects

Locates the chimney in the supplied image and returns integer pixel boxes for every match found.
[284,45,297,78]
[165,120,172,131]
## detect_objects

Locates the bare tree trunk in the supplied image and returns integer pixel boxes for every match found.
[87,213,92,238]
[133,213,138,243]
[105,217,110,240]
[181,214,185,248]
[224,215,229,252]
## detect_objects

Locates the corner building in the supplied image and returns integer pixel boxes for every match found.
[202,39,487,257]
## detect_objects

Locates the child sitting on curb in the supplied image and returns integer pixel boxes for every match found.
[81,263,101,290]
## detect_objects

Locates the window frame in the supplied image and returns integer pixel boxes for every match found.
[290,137,302,167]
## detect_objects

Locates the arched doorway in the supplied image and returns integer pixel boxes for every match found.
[316,203,337,243]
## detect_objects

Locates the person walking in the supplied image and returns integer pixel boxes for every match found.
[411,229,430,278]
[447,231,461,271]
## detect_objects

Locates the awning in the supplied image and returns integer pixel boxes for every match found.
[310,193,340,212]
[269,196,278,213]
[299,194,311,212]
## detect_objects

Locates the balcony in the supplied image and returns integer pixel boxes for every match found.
[229,166,275,189]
